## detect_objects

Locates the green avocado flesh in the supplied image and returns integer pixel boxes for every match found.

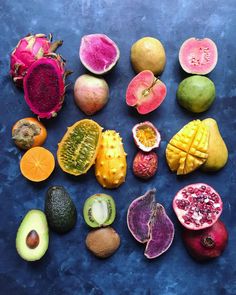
[83,194,116,228]
[177,75,215,113]
[45,186,77,234]
[16,210,49,261]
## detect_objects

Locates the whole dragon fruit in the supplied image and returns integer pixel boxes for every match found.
[23,53,71,119]
[10,33,62,87]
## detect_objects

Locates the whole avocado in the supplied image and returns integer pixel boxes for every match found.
[45,186,77,234]
[177,75,216,113]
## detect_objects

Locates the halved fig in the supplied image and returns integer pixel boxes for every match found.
[127,189,175,259]
[179,38,218,75]
[132,121,161,152]
[126,70,167,114]
[173,183,223,230]
[79,34,120,75]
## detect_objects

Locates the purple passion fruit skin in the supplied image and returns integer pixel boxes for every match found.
[79,34,120,75]
[127,189,175,259]
[179,37,218,75]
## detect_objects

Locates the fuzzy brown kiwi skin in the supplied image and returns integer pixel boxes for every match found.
[83,193,116,228]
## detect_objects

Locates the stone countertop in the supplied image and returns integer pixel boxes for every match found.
[0,0,236,294]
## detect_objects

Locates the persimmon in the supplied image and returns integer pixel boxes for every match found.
[20,147,55,182]
[12,117,47,150]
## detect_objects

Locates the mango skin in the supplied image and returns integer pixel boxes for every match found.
[177,75,215,113]
[201,118,228,171]
[95,130,127,189]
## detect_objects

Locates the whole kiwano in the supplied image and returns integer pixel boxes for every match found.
[173,183,223,230]
[10,33,62,87]
[133,151,158,179]
[182,220,228,261]
[179,37,218,75]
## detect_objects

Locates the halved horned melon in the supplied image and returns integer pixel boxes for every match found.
[57,119,102,176]
[166,120,209,175]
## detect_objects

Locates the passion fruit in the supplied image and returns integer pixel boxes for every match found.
[133,151,158,179]
[132,121,161,152]
[83,193,116,228]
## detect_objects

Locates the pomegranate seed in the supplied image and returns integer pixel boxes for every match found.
[201,185,206,191]
[188,187,194,193]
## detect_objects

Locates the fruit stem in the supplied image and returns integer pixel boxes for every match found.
[201,236,215,248]
[50,40,63,52]
[141,78,159,97]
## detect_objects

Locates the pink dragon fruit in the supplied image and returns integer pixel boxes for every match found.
[23,53,71,119]
[10,33,62,87]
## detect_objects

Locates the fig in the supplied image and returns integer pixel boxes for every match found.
[79,34,120,75]
[126,70,167,114]
[83,194,116,228]
[131,37,166,75]
[74,74,109,115]
[132,121,161,152]
[85,227,120,258]
[173,183,223,230]
[133,151,158,179]
[177,75,216,113]
[182,220,228,261]
[179,37,218,75]
[127,189,174,259]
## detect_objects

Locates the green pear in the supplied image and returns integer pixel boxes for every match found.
[201,118,228,171]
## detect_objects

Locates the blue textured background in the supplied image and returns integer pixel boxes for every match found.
[0,1,236,294]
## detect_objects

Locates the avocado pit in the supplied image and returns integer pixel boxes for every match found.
[26,230,40,249]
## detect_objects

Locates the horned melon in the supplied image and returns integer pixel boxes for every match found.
[95,130,127,188]
[166,120,209,175]
[57,119,102,176]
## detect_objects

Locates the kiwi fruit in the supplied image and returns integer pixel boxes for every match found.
[83,193,116,228]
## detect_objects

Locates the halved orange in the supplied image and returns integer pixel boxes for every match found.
[20,147,55,182]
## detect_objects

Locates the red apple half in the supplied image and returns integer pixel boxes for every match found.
[126,70,167,115]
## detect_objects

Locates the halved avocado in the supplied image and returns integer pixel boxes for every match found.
[16,210,49,261]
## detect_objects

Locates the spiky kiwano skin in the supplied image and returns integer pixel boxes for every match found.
[57,119,102,176]
[95,130,127,189]
[23,54,67,119]
[10,33,62,87]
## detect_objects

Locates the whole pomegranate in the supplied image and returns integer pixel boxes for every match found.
[182,220,228,261]
[133,151,158,179]
[173,183,223,230]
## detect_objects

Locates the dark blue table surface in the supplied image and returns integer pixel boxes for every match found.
[1,1,236,294]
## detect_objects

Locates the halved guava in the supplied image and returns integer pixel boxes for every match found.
[179,37,218,75]
[79,34,120,75]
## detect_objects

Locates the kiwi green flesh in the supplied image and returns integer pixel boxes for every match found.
[83,194,116,228]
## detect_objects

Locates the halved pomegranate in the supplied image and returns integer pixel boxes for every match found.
[173,183,223,230]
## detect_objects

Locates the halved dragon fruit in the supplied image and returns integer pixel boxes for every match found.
[127,189,175,259]
[79,34,120,74]
[23,53,70,119]
[10,33,62,87]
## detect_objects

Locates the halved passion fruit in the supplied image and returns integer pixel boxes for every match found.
[132,121,161,152]
[57,119,102,176]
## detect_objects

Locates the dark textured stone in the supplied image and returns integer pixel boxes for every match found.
[0,0,236,294]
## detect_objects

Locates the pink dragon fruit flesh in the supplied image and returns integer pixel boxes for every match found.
[10,33,63,87]
[23,53,70,119]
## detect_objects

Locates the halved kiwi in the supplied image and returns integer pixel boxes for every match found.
[83,194,116,228]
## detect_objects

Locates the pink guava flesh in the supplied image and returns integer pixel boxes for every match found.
[127,189,155,243]
[23,56,65,118]
[145,203,175,259]
[126,70,167,114]
[79,34,120,74]
[179,38,218,75]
